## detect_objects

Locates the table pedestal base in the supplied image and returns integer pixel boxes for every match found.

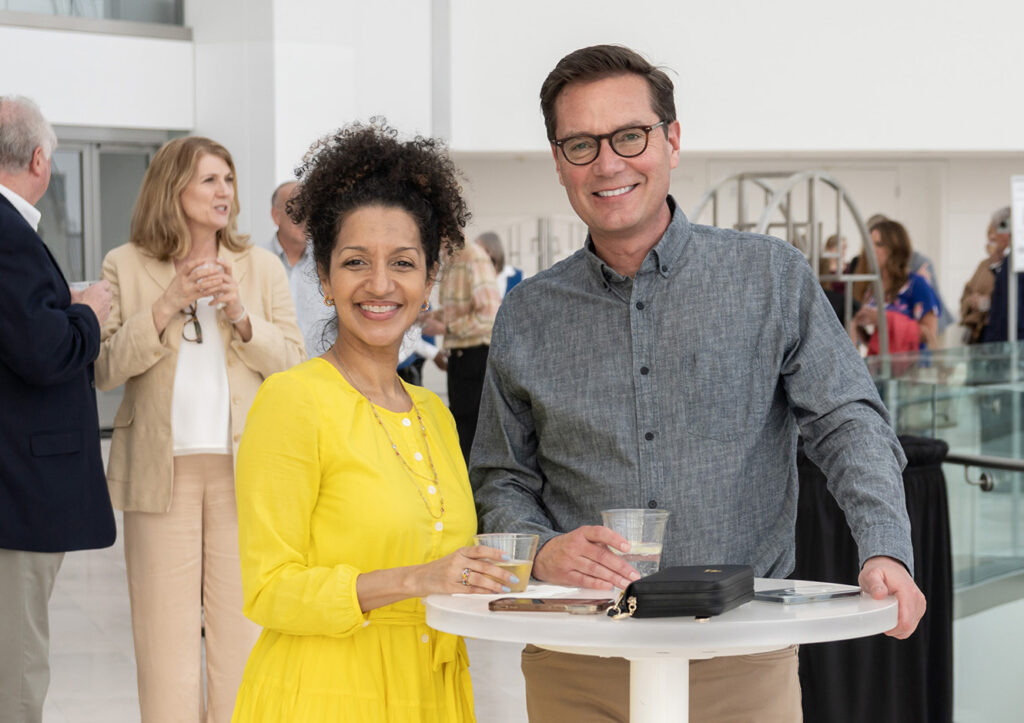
[631,657,691,723]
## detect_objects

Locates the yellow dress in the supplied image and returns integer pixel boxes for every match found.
[232,358,477,722]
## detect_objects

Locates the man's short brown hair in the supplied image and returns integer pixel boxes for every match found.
[540,44,676,141]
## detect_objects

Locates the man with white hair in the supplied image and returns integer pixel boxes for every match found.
[260,180,332,355]
[980,206,1022,343]
[0,96,115,722]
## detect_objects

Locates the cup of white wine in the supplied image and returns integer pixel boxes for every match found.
[473,533,539,593]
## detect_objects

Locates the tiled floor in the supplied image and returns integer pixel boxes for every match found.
[41,511,529,722]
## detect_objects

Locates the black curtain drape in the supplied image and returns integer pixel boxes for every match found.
[793,435,953,723]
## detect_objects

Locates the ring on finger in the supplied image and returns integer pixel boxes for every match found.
[461,567,470,586]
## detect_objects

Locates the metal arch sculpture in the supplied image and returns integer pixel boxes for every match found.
[691,169,890,362]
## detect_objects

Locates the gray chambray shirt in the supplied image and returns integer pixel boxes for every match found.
[470,197,913,578]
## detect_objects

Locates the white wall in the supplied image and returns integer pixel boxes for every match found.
[0,24,193,130]
[186,0,434,243]
[447,0,1024,153]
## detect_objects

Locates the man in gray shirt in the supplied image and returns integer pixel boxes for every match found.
[471,44,926,721]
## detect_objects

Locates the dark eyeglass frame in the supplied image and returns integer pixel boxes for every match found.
[182,302,203,344]
[551,120,668,166]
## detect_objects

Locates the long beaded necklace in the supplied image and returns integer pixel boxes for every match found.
[332,346,445,519]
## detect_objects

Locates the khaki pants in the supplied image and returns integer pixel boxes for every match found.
[124,455,259,723]
[0,549,63,723]
[521,644,801,722]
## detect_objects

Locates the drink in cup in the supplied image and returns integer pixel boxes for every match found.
[600,509,670,577]
[473,533,539,593]
[69,280,99,292]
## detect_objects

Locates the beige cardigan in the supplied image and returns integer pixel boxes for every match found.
[95,242,306,512]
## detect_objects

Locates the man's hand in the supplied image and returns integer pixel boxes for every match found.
[858,555,926,639]
[71,280,113,324]
[433,349,449,372]
[420,314,445,337]
[531,526,642,590]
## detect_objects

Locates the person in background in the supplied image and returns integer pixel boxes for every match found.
[818,233,860,324]
[959,208,1008,344]
[0,95,116,723]
[476,230,523,299]
[95,136,305,723]
[232,120,513,722]
[852,219,941,351]
[858,213,954,336]
[397,325,446,386]
[421,233,501,461]
[261,180,334,355]
[980,206,1023,343]
[471,44,925,721]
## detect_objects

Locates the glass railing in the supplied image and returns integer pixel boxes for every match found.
[870,342,1024,596]
[0,0,182,25]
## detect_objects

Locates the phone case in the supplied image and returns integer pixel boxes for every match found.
[488,597,614,614]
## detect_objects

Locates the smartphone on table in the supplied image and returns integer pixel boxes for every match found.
[753,583,862,604]
[488,597,615,615]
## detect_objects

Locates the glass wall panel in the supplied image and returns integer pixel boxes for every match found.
[0,0,182,24]
[871,343,1024,592]
[95,148,151,429]
[37,148,85,281]
[99,149,148,258]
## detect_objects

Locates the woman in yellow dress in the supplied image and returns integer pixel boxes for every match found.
[232,121,516,722]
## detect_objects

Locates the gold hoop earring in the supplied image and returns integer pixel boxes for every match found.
[324,297,335,307]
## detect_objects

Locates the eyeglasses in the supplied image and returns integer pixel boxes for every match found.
[182,302,203,344]
[551,121,667,166]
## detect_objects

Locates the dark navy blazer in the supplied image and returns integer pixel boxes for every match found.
[0,192,115,552]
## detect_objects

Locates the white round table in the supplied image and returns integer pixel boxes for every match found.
[426,578,897,723]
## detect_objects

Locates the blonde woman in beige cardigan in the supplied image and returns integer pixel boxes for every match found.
[95,136,305,723]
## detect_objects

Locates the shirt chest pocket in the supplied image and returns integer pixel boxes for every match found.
[673,348,773,444]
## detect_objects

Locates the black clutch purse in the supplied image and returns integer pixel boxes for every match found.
[608,564,755,619]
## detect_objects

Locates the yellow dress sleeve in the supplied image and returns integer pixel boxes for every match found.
[236,369,367,637]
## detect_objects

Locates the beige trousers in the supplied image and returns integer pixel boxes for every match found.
[0,548,63,723]
[124,454,259,723]
[521,644,802,722]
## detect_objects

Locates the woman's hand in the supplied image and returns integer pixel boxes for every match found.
[355,544,519,613]
[201,258,242,319]
[205,258,253,341]
[151,259,221,335]
[411,544,518,596]
[853,305,878,329]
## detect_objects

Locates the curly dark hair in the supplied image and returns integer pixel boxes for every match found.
[288,119,469,283]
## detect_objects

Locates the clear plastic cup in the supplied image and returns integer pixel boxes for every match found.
[473,533,539,593]
[600,508,670,577]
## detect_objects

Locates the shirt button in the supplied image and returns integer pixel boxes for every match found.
[644,432,655,441]
[435,521,444,531]
[640,366,650,375]
[648,500,658,509]
[661,265,668,273]
[232,397,239,405]
[414,452,423,461]
[402,418,412,427]
[635,301,645,310]
[362,621,370,627]
[153,351,160,358]
[421,634,429,643]
[233,434,241,442]
[427,485,437,495]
